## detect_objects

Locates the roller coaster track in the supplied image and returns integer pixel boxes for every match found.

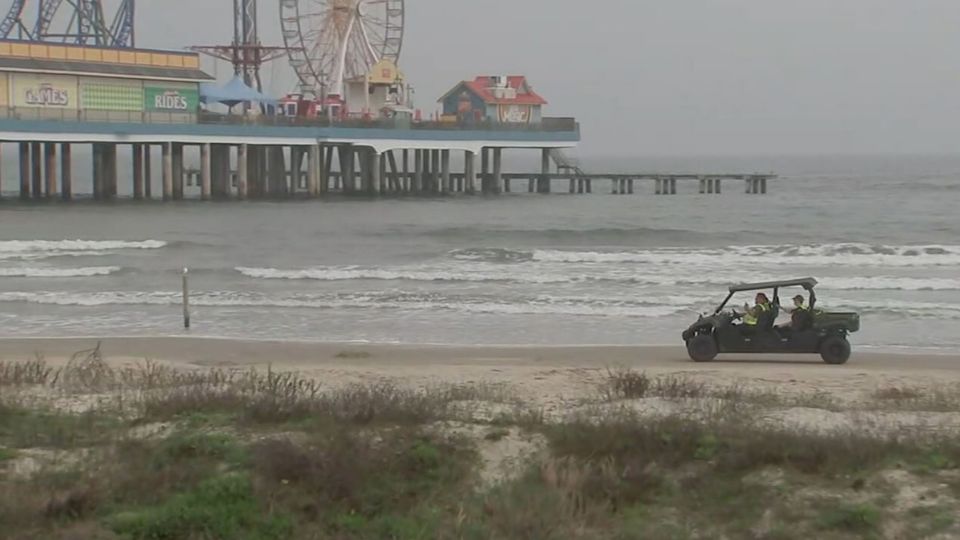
[33,0,62,39]
[0,0,29,39]
[0,0,135,46]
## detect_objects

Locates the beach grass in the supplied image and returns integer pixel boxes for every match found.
[1,356,959,539]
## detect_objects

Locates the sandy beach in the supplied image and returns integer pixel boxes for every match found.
[2,337,958,410]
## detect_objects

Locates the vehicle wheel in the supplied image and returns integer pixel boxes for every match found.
[820,335,851,365]
[687,334,718,363]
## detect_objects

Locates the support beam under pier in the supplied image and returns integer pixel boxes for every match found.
[19,142,30,200]
[133,144,144,200]
[60,143,72,201]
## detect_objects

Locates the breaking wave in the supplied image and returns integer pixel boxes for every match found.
[0,266,121,278]
[0,240,167,260]
[1,290,957,320]
[0,290,692,318]
[449,243,960,268]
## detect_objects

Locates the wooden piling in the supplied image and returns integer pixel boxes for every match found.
[441,150,451,193]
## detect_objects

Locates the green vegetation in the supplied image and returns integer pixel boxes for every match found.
[0,359,958,539]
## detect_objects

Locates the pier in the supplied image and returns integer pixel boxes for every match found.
[0,14,775,204]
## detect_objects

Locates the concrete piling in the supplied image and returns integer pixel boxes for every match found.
[441,150,451,194]
[18,142,30,200]
[307,145,320,196]
[133,144,144,200]
[142,145,152,199]
[172,143,184,200]
[162,142,173,201]
[43,143,56,199]
[200,143,212,201]
[464,150,477,193]
[237,144,248,199]
[31,142,42,199]
[492,148,503,194]
[60,143,72,201]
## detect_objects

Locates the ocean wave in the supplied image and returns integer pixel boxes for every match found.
[0,266,121,278]
[1,290,956,320]
[235,266,576,284]
[0,240,167,261]
[235,263,960,291]
[0,290,692,318]
[528,243,960,267]
[0,240,167,253]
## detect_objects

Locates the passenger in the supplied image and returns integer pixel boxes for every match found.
[784,294,813,330]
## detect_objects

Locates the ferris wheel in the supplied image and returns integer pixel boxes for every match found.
[279,0,404,97]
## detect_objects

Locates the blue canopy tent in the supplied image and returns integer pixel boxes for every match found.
[200,76,278,109]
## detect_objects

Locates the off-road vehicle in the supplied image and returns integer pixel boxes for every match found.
[681,278,860,364]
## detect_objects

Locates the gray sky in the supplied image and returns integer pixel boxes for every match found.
[136,0,960,156]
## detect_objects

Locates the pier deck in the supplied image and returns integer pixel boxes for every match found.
[0,114,774,201]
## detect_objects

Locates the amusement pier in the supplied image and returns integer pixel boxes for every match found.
[0,0,774,202]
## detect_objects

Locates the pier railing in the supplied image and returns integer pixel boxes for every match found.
[0,106,580,134]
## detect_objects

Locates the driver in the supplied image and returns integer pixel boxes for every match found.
[742,293,773,332]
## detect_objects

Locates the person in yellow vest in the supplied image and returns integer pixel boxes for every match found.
[742,293,773,333]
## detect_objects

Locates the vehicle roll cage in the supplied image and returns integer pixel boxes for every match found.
[713,278,819,315]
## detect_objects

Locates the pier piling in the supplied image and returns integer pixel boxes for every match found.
[237,144,249,199]
[18,142,30,200]
[162,143,173,201]
[143,145,152,199]
[464,150,477,193]
[172,143,184,200]
[441,150,451,193]
[43,143,57,199]
[492,148,503,194]
[133,144,144,200]
[60,143,72,201]
[31,142,42,199]
[200,143,212,200]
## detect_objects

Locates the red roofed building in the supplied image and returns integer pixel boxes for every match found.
[438,75,547,124]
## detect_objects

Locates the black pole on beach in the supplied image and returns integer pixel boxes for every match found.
[182,268,191,329]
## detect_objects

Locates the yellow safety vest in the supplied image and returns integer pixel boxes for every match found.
[745,303,770,326]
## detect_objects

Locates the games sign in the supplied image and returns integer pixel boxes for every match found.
[12,75,77,109]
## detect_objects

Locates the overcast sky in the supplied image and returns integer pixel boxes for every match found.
[135,0,960,156]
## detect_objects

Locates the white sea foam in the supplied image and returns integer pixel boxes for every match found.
[0,266,121,278]
[529,243,960,267]
[0,240,167,253]
[235,266,576,284]
[0,240,166,261]
[0,290,956,320]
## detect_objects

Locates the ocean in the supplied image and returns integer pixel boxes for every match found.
[1,153,958,351]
